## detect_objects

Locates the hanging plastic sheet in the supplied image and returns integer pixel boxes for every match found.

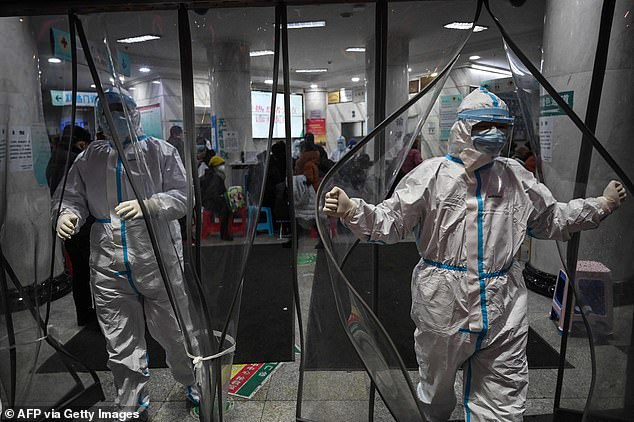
[309,2,482,420]
[0,15,103,416]
[487,0,634,420]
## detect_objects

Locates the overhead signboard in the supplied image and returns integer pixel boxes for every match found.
[50,28,72,61]
[50,90,98,107]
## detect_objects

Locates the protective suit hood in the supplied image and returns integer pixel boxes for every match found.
[448,88,513,172]
[95,89,142,142]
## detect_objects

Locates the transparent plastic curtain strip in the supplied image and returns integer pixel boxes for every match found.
[485,0,633,420]
[72,8,277,421]
[312,2,483,420]
[0,14,103,416]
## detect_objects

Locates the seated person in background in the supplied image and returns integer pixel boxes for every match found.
[201,155,232,241]
[294,141,321,192]
[513,144,536,173]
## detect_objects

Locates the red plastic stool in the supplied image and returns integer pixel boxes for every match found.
[230,207,247,236]
[201,209,221,238]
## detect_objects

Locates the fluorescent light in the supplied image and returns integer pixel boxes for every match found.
[109,77,115,84]
[469,55,481,60]
[129,87,136,90]
[90,84,96,88]
[408,67,412,72]
[430,72,439,77]
[116,34,161,44]
[295,68,328,73]
[470,63,512,77]
[48,57,62,63]
[264,79,273,85]
[119,76,125,82]
[139,66,151,73]
[346,47,365,53]
[310,84,318,89]
[250,50,274,57]
[152,80,161,84]
[287,20,326,29]
[351,77,360,82]
[444,22,488,32]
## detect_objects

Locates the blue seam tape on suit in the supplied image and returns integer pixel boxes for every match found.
[116,158,140,296]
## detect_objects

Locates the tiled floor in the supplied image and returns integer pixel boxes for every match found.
[24,233,631,421]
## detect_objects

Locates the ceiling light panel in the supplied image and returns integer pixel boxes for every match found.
[287,21,326,29]
[116,34,161,44]
[295,69,328,73]
[345,47,366,53]
[443,22,488,32]
[250,50,275,57]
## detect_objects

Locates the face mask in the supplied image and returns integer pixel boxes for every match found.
[217,165,226,173]
[103,112,132,141]
[471,127,507,155]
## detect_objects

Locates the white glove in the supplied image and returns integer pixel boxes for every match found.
[115,198,161,220]
[115,199,144,220]
[322,186,357,220]
[56,212,78,240]
[598,180,627,213]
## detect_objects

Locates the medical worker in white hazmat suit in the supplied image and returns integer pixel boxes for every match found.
[53,90,199,418]
[322,88,626,421]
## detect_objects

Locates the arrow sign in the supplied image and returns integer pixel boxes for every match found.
[50,90,98,107]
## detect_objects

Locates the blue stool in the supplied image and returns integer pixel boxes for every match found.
[256,207,274,236]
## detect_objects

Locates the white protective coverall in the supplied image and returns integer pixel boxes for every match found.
[329,135,347,162]
[338,88,614,421]
[53,91,196,413]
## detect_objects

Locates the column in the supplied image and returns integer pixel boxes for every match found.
[206,41,252,186]
[530,0,634,285]
[0,17,64,286]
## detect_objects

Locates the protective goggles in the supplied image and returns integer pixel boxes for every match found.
[458,107,515,125]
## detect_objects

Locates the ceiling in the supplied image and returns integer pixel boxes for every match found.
[30,0,545,94]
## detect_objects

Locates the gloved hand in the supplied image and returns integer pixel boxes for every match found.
[115,199,144,220]
[56,212,78,240]
[322,186,357,220]
[598,180,627,213]
[115,198,161,220]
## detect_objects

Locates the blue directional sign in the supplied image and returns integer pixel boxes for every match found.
[50,90,98,107]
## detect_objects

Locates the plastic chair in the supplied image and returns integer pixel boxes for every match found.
[256,207,274,236]
[230,207,247,236]
[201,209,221,238]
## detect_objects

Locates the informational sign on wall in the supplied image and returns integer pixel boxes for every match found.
[540,91,574,116]
[0,128,6,169]
[31,124,51,186]
[8,127,32,172]
[439,94,463,140]
[305,118,326,143]
[538,117,553,163]
[223,130,239,152]
[352,86,365,103]
[137,103,162,139]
